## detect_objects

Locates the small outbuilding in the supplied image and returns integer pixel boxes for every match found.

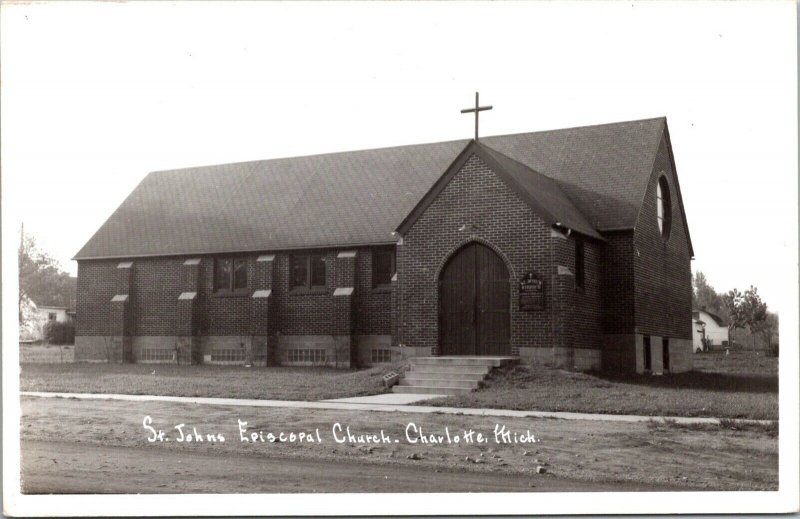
[693,309,730,352]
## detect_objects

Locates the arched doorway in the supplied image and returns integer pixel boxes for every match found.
[438,242,511,355]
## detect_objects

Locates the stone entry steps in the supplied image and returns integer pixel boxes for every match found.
[393,356,518,396]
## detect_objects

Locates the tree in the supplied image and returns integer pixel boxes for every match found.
[18,226,76,340]
[18,293,45,341]
[721,288,747,347]
[692,271,729,321]
[741,286,768,349]
[722,285,772,350]
[742,286,767,326]
[752,312,779,356]
[19,229,76,307]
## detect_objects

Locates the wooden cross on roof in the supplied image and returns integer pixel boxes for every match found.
[460,92,493,141]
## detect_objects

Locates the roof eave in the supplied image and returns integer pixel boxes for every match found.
[395,140,477,236]
[73,239,399,262]
[397,140,605,242]
[476,143,604,241]
[662,120,695,258]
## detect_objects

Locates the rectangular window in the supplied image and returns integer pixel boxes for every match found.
[291,255,308,289]
[643,336,652,372]
[662,338,670,371]
[290,254,326,290]
[48,312,57,321]
[371,348,393,363]
[233,259,248,290]
[210,349,247,363]
[575,238,585,290]
[286,348,327,364]
[140,348,174,362]
[310,255,326,287]
[372,248,395,288]
[215,258,248,292]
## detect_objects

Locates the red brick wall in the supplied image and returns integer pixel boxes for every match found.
[76,261,118,336]
[202,256,268,336]
[633,133,693,339]
[571,237,604,350]
[77,247,393,339]
[354,250,393,335]
[550,236,575,352]
[132,257,182,336]
[398,153,574,354]
[601,231,636,335]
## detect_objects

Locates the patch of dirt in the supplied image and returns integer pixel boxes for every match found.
[19,396,778,492]
[22,440,669,494]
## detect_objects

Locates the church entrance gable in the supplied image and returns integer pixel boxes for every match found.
[438,242,510,355]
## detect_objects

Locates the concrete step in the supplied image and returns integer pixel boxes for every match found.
[398,377,479,389]
[409,365,491,375]
[404,371,486,382]
[396,357,517,396]
[409,356,518,368]
[392,385,473,396]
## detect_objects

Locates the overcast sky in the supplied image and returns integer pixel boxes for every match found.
[2,1,796,314]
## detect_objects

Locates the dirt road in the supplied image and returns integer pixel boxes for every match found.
[22,440,669,493]
[19,396,778,493]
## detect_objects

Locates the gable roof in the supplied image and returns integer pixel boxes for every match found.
[75,117,675,260]
[693,309,727,327]
[75,140,469,259]
[396,141,604,240]
[481,117,666,231]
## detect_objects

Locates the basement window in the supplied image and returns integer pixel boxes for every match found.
[214,257,248,293]
[371,348,393,364]
[290,254,326,291]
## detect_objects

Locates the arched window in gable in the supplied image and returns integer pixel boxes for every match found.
[656,175,672,239]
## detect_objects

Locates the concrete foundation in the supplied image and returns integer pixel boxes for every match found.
[75,336,117,362]
[518,346,601,371]
[666,338,693,373]
[76,333,691,373]
[601,334,638,373]
[602,334,692,374]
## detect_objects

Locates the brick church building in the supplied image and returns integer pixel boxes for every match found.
[74,117,694,373]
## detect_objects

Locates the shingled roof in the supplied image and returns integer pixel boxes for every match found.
[481,117,666,231]
[75,117,669,260]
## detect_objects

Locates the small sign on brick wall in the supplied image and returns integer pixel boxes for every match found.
[519,271,544,311]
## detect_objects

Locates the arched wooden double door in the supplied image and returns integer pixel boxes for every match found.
[438,242,511,356]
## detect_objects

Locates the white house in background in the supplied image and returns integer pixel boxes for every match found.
[36,305,72,324]
[692,309,729,352]
[27,305,73,342]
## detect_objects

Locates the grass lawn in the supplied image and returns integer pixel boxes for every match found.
[20,362,402,401]
[21,350,778,419]
[424,350,778,420]
[20,344,75,363]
